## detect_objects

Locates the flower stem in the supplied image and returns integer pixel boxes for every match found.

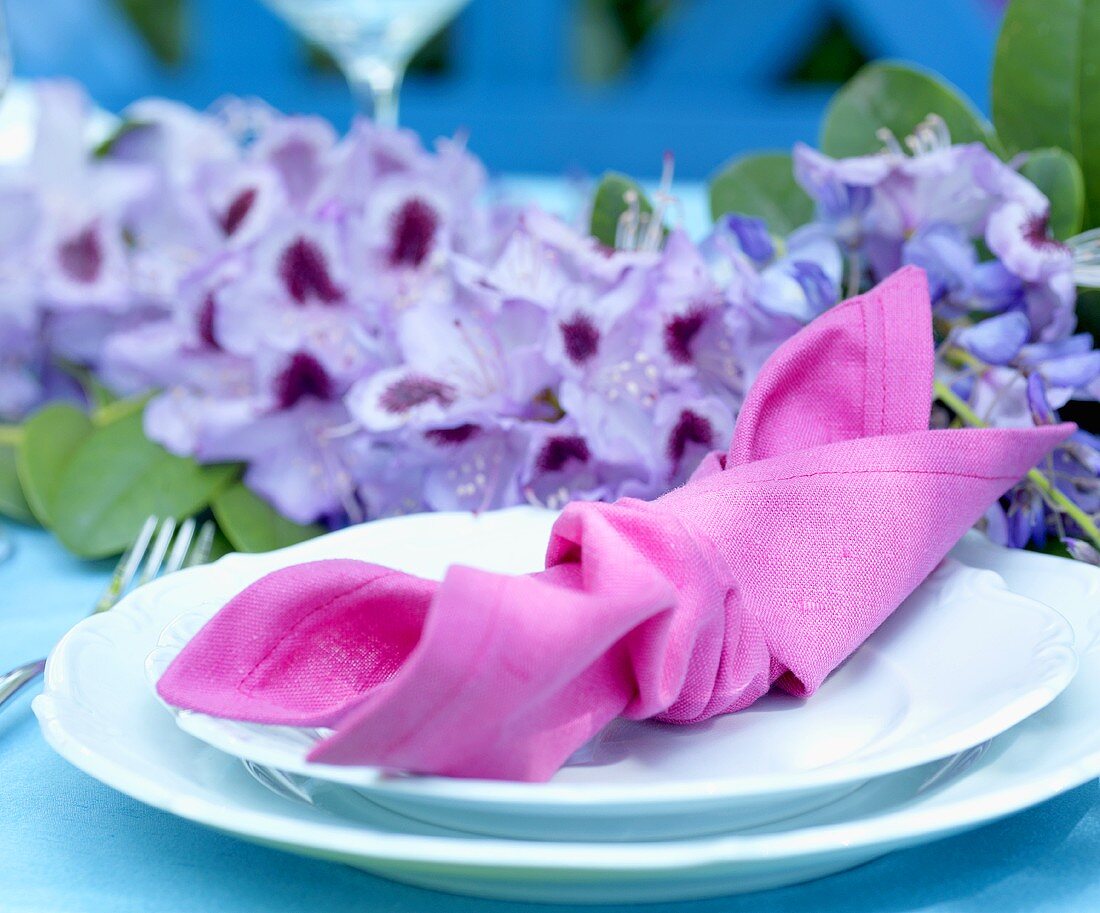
[93,393,151,428]
[845,251,861,299]
[933,380,1100,549]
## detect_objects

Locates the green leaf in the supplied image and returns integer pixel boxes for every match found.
[92,391,154,428]
[16,404,94,527]
[212,482,324,553]
[1076,289,1100,343]
[0,439,35,524]
[1031,538,1073,560]
[992,0,1100,226]
[112,0,188,67]
[575,0,631,82]
[50,409,238,558]
[1018,148,1086,240]
[821,60,1000,158]
[589,172,653,247]
[708,152,814,235]
[206,524,236,561]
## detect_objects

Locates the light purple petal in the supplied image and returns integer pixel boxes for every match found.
[1025,372,1055,425]
[971,261,1023,313]
[955,311,1030,365]
[710,214,774,262]
[901,223,976,305]
[1039,351,1100,389]
[985,200,1072,284]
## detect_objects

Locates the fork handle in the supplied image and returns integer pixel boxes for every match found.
[0,659,47,710]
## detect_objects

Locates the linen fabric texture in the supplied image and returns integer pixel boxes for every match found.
[157,266,1072,781]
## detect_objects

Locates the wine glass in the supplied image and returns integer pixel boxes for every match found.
[261,0,471,126]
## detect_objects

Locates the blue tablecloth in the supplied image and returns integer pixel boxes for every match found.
[3,519,1100,913]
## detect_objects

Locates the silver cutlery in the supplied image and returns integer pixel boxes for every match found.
[0,515,214,711]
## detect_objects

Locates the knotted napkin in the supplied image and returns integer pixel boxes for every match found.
[158,266,1072,781]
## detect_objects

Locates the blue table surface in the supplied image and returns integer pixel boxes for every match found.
[3,519,1100,913]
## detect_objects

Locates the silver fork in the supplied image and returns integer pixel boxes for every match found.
[0,515,215,712]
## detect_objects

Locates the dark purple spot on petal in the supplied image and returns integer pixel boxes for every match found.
[667,410,713,466]
[663,308,708,364]
[1023,214,1069,253]
[220,187,257,236]
[379,374,457,414]
[389,198,439,268]
[58,226,102,283]
[275,352,333,409]
[197,294,219,349]
[425,423,480,446]
[560,314,600,365]
[279,236,343,305]
[536,435,590,474]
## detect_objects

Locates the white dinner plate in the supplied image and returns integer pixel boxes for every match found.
[141,508,1077,840]
[33,533,1100,902]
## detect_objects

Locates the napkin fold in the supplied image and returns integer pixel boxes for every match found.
[158,266,1073,781]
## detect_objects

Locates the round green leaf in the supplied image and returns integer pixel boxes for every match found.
[821,60,1000,158]
[708,152,814,235]
[50,409,239,558]
[212,482,323,554]
[0,440,35,524]
[993,0,1100,226]
[1019,148,1085,240]
[16,403,94,526]
[589,172,653,248]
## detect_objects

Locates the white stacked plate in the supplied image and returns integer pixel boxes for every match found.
[35,508,1100,903]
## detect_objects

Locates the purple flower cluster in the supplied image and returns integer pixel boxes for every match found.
[5,86,1097,554]
[0,82,166,419]
[0,83,839,524]
[794,117,1100,550]
[794,125,1077,341]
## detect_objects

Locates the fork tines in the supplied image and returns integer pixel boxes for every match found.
[94,516,215,614]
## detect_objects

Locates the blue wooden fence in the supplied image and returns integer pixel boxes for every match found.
[6,0,1000,178]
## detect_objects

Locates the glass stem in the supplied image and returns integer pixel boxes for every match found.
[345,56,404,127]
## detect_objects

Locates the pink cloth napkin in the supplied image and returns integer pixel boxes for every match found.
[158,266,1072,781]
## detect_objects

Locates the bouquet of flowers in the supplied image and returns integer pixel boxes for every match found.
[1,0,1097,563]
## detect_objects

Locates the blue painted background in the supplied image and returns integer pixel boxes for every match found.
[6,0,1001,179]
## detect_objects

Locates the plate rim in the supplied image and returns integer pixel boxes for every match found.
[32,630,1100,874]
[31,524,1100,874]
